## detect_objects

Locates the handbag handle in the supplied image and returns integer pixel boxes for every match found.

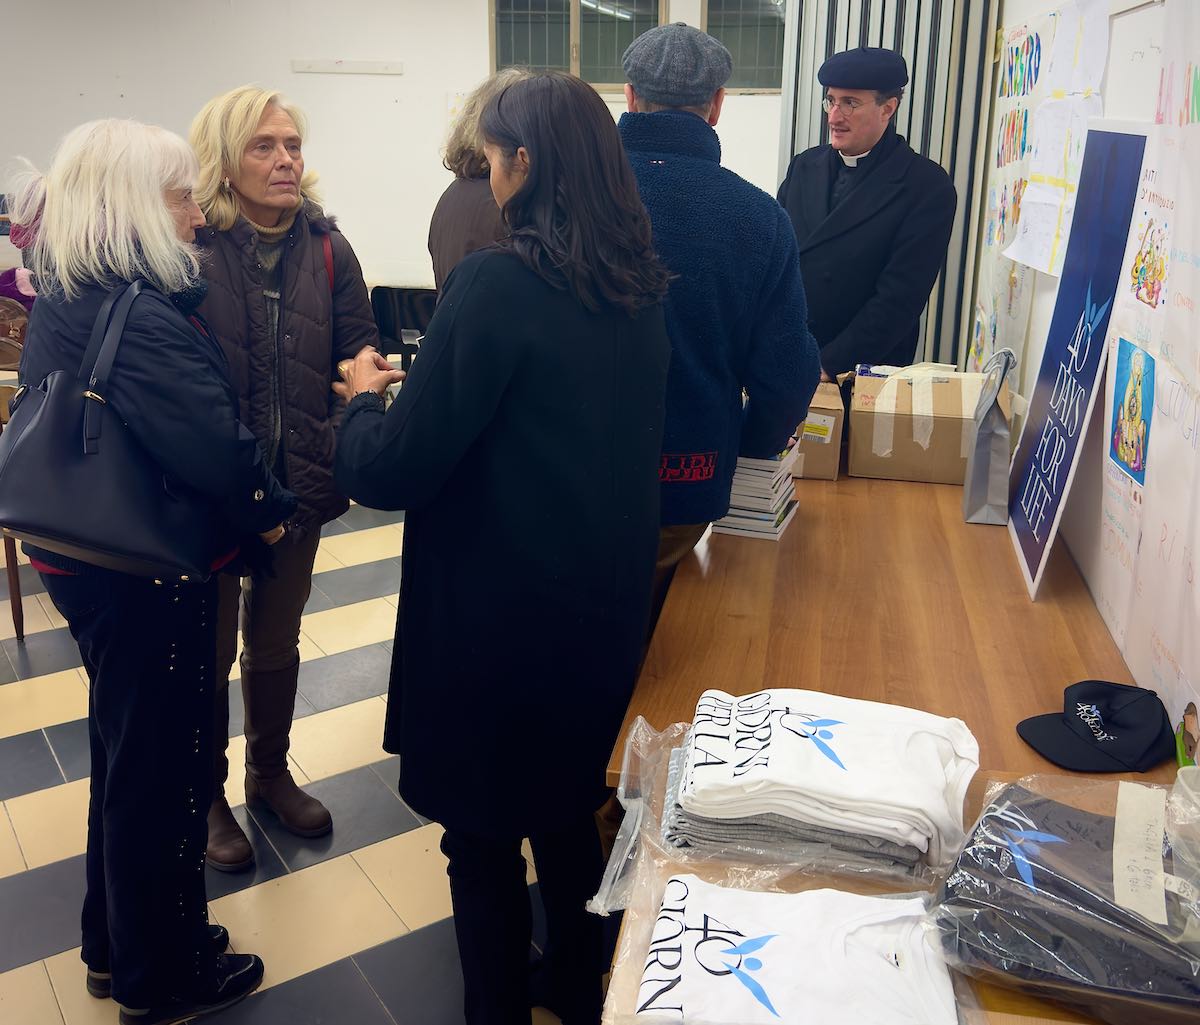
[81,281,146,455]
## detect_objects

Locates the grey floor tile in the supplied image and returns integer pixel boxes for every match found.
[310,560,401,608]
[0,648,17,685]
[0,564,47,601]
[204,804,290,901]
[44,718,92,783]
[3,627,82,680]
[207,957,395,1025]
[320,519,352,538]
[353,918,466,1025]
[246,765,420,872]
[297,645,391,712]
[338,506,405,531]
[0,854,87,972]
[302,586,335,615]
[0,729,65,800]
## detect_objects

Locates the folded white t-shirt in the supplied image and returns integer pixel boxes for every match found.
[681,690,979,864]
[635,874,957,1024]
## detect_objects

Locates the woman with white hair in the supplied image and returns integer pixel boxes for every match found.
[12,118,294,1023]
[189,86,382,871]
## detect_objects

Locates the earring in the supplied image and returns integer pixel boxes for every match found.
[223,176,231,190]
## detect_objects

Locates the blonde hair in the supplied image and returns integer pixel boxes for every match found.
[7,119,201,300]
[190,85,321,231]
[444,68,534,179]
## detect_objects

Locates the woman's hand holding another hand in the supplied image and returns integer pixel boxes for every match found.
[333,346,406,401]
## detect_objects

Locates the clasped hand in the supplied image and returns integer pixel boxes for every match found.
[332,346,406,401]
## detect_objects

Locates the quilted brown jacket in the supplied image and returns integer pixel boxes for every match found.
[195,201,379,536]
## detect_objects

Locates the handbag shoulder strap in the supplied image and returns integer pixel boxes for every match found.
[77,285,130,381]
[322,233,334,292]
[82,280,146,454]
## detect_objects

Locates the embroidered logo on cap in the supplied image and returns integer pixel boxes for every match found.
[1076,703,1119,742]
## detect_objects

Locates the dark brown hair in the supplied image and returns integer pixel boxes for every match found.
[480,72,671,317]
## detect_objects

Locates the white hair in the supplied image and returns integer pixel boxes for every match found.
[7,119,201,300]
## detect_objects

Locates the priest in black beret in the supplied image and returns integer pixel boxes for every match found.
[778,46,957,378]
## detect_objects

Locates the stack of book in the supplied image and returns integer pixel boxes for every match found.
[711,445,800,540]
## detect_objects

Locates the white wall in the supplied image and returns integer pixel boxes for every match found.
[1,0,784,287]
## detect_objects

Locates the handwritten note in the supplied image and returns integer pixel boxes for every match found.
[1112,781,1168,926]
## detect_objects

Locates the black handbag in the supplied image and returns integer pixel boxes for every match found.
[0,280,217,580]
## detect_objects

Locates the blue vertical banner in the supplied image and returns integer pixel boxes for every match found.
[1008,127,1147,598]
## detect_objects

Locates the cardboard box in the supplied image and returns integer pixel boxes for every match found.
[793,382,845,481]
[848,370,1010,486]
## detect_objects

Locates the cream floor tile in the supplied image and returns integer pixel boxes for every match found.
[44,949,119,1025]
[7,778,89,869]
[317,525,403,569]
[210,854,406,990]
[0,542,31,568]
[0,596,53,641]
[352,822,452,931]
[0,804,27,879]
[287,697,387,780]
[299,598,395,657]
[0,669,89,739]
[0,960,66,1025]
[38,593,69,630]
[311,545,345,575]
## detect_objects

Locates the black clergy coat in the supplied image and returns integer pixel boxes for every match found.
[777,133,957,377]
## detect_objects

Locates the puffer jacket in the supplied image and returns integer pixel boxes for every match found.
[195,200,379,535]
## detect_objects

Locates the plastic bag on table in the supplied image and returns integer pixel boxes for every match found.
[602,844,978,1024]
[589,716,947,919]
[930,773,1200,1025]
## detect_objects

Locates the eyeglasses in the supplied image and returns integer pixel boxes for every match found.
[822,96,867,114]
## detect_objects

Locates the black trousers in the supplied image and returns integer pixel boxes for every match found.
[42,569,219,1008]
[441,814,606,1025]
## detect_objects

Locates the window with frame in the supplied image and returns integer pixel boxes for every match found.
[494,0,663,86]
[704,0,787,90]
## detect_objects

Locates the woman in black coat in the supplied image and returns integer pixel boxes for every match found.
[334,73,672,1025]
[11,119,294,1024]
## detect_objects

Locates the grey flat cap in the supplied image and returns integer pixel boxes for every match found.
[622,23,733,107]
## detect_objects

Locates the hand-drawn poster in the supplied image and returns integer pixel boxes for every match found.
[1003,0,1109,277]
[1008,126,1145,598]
[1156,0,1200,128]
[1063,117,1200,754]
[968,16,1053,373]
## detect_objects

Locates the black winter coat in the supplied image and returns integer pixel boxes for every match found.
[19,282,295,572]
[334,250,671,836]
[778,133,956,376]
[195,202,379,536]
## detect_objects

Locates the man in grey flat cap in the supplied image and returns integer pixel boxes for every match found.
[619,23,819,621]
[778,46,957,378]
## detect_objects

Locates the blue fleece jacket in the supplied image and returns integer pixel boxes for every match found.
[619,110,820,527]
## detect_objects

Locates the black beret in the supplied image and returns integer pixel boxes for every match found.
[818,46,908,91]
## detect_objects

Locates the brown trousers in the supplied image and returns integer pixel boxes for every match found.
[213,529,322,790]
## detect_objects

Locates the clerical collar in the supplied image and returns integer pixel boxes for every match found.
[839,148,871,167]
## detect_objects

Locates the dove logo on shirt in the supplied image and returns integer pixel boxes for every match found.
[777,710,848,770]
[978,800,1067,889]
[637,877,782,1019]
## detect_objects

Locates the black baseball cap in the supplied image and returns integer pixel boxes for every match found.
[1017,680,1176,773]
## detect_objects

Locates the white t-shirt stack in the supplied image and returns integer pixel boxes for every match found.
[679,689,979,866]
[635,874,958,1024]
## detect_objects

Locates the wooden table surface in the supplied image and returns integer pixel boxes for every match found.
[604,476,1179,1025]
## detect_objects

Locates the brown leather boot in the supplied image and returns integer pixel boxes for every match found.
[245,770,332,837]
[206,793,254,871]
[242,663,332,838]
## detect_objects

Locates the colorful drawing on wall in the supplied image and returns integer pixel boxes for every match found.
[1010,178,1027,232]
[997,108,1031,168]
[998,184,1009,243]
[999,28,1042,99]
[1129,218,1169,307]
[1110,338,1155,487]
[986,188,998,246]
[1178,702,1198,767]
[1006,263,1024,316]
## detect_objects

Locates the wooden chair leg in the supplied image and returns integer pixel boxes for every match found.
[4,536,23,642]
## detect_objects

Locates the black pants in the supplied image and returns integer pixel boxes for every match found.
[42,569,219,1008]
[441,814,606,1025]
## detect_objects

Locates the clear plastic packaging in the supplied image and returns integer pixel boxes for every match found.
[931,773,1200,1025]
[590,716,945,918]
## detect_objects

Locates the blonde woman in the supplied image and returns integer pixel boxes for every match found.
[189,86,381,871]
[12,119,293,1022]
[428,67,531,293]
